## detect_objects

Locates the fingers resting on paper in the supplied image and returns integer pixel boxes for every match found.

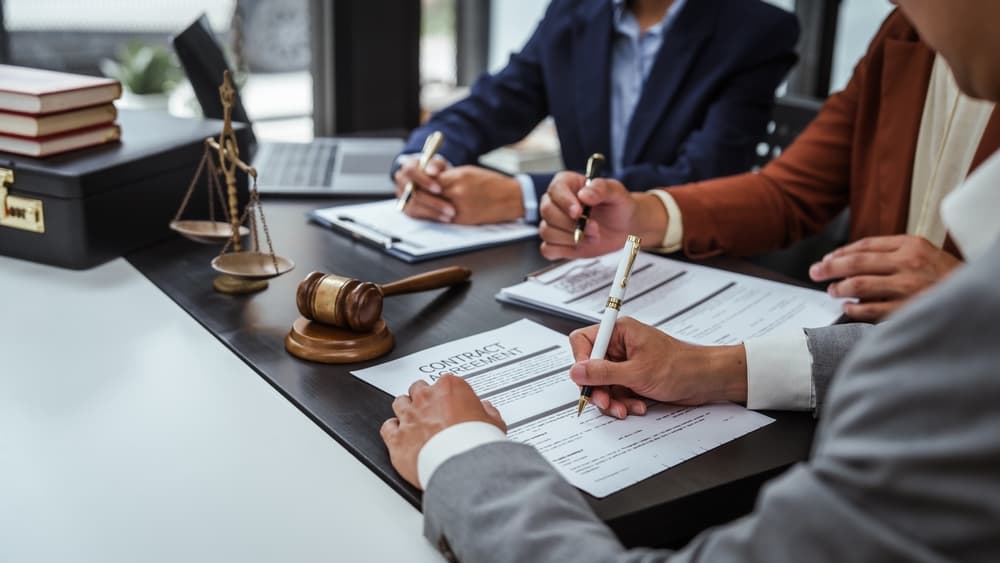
[436,166,526,225]
[380,374,507,489]
[399,188,457,222]
[396,162,525,225]
[394,154,449,194]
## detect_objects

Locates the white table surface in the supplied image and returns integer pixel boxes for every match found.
[0,256,442,563]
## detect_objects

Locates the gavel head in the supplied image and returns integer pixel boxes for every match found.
[296,271,384,332]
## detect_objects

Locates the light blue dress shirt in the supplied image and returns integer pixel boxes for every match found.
[609,0,687,173]
[402,0,689,222]
[519,0,687,222]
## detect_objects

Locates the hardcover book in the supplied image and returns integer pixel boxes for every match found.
[0,104,117,137]
[0,64,122,114]
[0,123,121,157]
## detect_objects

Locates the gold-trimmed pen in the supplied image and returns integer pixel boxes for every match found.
[397,131,445,212]
[577,234,642,416]
[573,153,606,245]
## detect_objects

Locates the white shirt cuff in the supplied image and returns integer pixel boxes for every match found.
[417,421,508,490]
[646,190,684,252]
[744,329,814,411]
[516,173,537,222]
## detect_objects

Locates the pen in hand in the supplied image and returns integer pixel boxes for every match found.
[578,234,642,416]
[397,131,445,212]
[573,153,606,245]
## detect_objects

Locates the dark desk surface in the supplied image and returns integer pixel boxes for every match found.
[128,198,815,547]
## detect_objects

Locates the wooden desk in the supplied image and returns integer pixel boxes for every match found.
[127,198,816,547]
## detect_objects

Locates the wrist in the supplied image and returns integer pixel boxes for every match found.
[633,193,669,248]
[503,175,526,219]
[710,345,749,403]
[672,343,748,403]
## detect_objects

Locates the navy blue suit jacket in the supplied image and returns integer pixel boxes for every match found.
[401,0,800,203]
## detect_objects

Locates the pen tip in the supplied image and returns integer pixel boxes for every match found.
[576,397,589,416]
[573,229,584,244]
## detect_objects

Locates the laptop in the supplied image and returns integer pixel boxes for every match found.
[251,136,402,195]
[173,15,403,196]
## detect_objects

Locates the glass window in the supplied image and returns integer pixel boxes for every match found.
[422,0,457,87]
[2,0,314,141]
[488,0,546,72]
[762,0,794,12]
[831,0,894,92]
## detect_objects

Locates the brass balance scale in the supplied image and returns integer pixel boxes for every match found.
[169,71,294,294]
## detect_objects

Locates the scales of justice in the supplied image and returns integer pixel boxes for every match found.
[169,70,294,294]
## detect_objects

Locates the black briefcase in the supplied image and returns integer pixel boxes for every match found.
[0,109,251,269]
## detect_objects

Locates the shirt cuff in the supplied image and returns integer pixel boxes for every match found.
[744,329,814,411]
[417,421,508,490]
[516,173,537,222]
[646,190,684,252]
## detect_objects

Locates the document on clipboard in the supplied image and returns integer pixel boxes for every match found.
[309,200,538,263]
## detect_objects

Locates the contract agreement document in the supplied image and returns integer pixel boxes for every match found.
[497,252,844,345]
[353,319,773,498]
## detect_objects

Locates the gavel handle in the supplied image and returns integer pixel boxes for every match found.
[379,266,472,297]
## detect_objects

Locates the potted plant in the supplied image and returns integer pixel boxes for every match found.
[101,40,184,110]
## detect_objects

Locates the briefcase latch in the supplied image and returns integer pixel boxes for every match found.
[0,167,45,234]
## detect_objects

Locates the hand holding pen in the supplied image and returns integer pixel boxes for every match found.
[576,234,641,416]
[397,131,445,212]
[573,153,606,244]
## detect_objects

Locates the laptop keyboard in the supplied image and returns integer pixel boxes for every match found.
[259,142,338,188]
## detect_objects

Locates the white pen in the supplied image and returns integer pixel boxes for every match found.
[577,234,642,416]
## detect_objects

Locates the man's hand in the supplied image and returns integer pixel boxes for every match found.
[539,172,666,260]
[394,155,457,223]
[809,235,962,322]
[395,162,524,225]
[380,375,506,489]
[568,317,748,419]
[434,166,525,225]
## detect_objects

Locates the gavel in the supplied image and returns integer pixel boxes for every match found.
[296,266,472,332]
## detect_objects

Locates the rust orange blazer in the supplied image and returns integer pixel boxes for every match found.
[666,10,1000,259]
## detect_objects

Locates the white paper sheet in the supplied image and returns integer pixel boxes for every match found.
[352,319,773,498]
[498,253,845,345]
[311,200,538,258]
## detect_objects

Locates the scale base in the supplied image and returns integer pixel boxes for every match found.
[213,275,269,295]
[285,317,394,364]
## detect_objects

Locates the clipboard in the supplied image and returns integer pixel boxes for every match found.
[309,200,539,263]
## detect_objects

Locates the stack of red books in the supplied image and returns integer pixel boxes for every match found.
[0,65,122,157]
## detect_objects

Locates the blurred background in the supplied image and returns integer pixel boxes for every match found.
[0,0,895,150]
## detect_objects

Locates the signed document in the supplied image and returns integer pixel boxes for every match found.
[497,253,844,345]
[353,320,773,498]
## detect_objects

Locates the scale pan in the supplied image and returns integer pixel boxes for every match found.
[170,220,250,244]
[211,252,295,280]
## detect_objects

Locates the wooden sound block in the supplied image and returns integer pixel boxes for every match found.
[285,317,394,364]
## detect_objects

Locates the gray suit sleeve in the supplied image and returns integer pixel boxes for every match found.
[803,323,872,413]
[422,240,1000,563]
